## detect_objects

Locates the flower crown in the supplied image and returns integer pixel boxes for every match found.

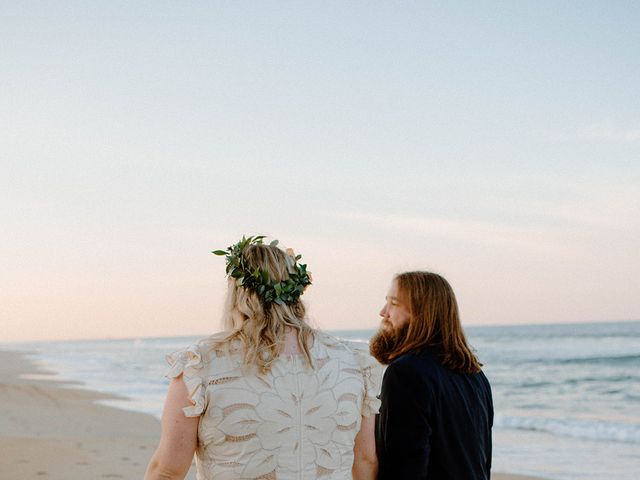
[212,235,312,305]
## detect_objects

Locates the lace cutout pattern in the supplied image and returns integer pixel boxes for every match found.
[174,333,383,480]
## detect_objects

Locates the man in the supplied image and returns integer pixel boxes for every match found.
[370,271,493,480]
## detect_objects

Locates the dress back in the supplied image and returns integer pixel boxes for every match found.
[166,331,383,480]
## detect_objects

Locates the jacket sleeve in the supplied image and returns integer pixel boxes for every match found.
[377,359,432,480]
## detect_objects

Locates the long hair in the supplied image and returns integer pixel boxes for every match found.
[392,271,481,374]
[222,243,314,374]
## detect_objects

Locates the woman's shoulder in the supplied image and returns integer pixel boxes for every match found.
[314,330,356,351]
[167,331,241,368]
[315,330,366,347]
[196,331,239,352]
[314,331,376,364]
[313,331,384,415]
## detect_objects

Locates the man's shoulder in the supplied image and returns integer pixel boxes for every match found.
[381,351,438,404]
[395,348,439,365]
[387,350,439,378]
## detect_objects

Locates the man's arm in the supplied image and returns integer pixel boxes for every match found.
[377,360,432,479]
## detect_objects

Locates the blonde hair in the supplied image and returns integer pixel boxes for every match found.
[222,243,315,374]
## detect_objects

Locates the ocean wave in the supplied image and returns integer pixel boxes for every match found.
[512,374,640,388]
[554,354,640,365]
[564,374,638,384]
[495,413,640,444]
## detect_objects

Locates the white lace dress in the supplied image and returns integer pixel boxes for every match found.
[166,331,383,480]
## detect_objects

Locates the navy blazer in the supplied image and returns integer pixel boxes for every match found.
[376,348,493,480]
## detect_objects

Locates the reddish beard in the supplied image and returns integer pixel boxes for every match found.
[369,322,410,365]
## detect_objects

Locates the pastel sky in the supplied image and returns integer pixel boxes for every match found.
[2,1,639,342]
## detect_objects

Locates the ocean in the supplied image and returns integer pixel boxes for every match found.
[7,321,640,480]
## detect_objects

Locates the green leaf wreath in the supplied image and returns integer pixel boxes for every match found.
[212,235,312,305]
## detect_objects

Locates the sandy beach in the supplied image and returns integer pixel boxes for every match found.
[0,349,544,480]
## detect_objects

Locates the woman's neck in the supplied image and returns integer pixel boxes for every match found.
[282,327,313,355]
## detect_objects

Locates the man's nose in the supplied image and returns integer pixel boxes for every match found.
[379,305,386,317]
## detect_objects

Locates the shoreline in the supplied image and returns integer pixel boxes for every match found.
[0,349,199,480]
[0,348,545,480]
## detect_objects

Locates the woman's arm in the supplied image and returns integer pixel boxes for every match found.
[352,414,378,480]
[144,376,200,480]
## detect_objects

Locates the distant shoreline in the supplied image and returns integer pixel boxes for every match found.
[4,318,639,345]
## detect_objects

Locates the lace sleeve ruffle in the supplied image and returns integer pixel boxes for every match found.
[352,344,384,417]
[165,344,207,417]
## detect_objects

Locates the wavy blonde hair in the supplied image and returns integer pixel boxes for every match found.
[221,243,315,374]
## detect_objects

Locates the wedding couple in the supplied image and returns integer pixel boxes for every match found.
[145,236,493,480]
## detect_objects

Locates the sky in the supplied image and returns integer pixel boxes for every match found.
[1,1,639,343]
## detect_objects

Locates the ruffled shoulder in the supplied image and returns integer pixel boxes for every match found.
[165,343,208,417]
[196,331,242,357]
[343,340,385,417]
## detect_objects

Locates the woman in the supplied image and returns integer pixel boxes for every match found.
[145,236,382,480]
